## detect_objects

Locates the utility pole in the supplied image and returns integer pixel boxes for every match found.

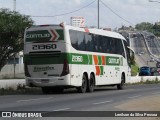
[13,0,16,78]
[98,0,99,29]
[13,0,16,11]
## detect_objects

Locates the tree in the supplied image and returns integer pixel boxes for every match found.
[153,23,160,36]
[135,22,153,32]
[0,9,33,71]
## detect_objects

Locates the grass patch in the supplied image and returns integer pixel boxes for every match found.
[145,78,160,84]
[131,64,139,76]
[0,84,41,95]
[127,78,160,85]
[0,79,160,95]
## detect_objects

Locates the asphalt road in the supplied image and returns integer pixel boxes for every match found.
[0,84,160,120]
[129,32,156,67]
[0,84,159,111]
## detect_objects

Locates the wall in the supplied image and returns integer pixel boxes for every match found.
[0,64,24,78]
[127,76,160,84]
[0,79,25,89]
[0,76,159,89]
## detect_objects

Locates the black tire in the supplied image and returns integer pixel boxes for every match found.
[77,74,87,93]
[53,88,64,94]
[87,74,95,92]
[117,74,125,90]
[41,87,52,94]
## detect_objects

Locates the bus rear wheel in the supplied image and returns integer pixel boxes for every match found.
[77,74,87,93]
[87,74,95,92]
[52,88,64,94]
[117,74,125,90]
[41,87,52,94]
[42,87,64,94]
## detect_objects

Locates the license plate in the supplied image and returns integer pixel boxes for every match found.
[41,79,49,83]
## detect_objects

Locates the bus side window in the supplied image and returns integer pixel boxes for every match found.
[114,38,125,57]
[85,33,94,52]
[102,36,107,53]
[77,32,86,51]
[70,30,78,50]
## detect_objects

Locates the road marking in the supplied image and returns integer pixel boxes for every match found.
[128,95,141,99]
[93,100,112,105]
[17,97,53,102]
[53,108,70,111]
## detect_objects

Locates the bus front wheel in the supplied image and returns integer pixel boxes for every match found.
[117,74,125,90]
[77,74,87,93]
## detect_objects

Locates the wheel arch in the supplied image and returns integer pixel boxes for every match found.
[122,72,126,83]
[83,72,89,81]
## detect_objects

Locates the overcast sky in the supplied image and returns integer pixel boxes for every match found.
[0,0,160,29]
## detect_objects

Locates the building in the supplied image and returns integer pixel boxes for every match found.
[71,16,85,27]
[103,28,112,31]
[6,51,23,65]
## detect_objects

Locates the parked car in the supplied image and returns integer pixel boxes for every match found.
[156,68,160,76]
[150,67,156,76]
[139,66,151,76]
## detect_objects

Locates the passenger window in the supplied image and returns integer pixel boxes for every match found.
[70,30,78,49]
[69,29,125,58]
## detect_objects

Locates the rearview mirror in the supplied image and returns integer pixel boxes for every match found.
[127,46,135,65]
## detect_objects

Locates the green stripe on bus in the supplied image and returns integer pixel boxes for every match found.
[100,66,104,75]
[24,53,122,66]
[24,53,67,65]
[98,56,102,65]
[88,55,92,65]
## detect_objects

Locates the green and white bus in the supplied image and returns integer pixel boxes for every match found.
[24,23,133,94]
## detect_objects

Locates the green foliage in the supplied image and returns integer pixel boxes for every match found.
[127,79,160,85]
[152,23,160,36]
[135,22,160,37]
[131,64,139,76]
[0,9,33,70]
[130,55,136,65]
[135,22,153,31]
[145,79,160,84]
[0,85,41,95]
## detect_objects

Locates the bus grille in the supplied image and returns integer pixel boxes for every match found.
[29,51,61,57]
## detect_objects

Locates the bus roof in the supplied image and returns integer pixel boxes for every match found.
[26,24,126,41]
[65,25,126,41]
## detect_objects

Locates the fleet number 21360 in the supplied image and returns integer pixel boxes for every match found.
[32,44,57,50]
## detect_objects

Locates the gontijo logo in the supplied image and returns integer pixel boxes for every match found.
[26,29,61,42]
[108,58,120,64]
[26,32,50,39]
